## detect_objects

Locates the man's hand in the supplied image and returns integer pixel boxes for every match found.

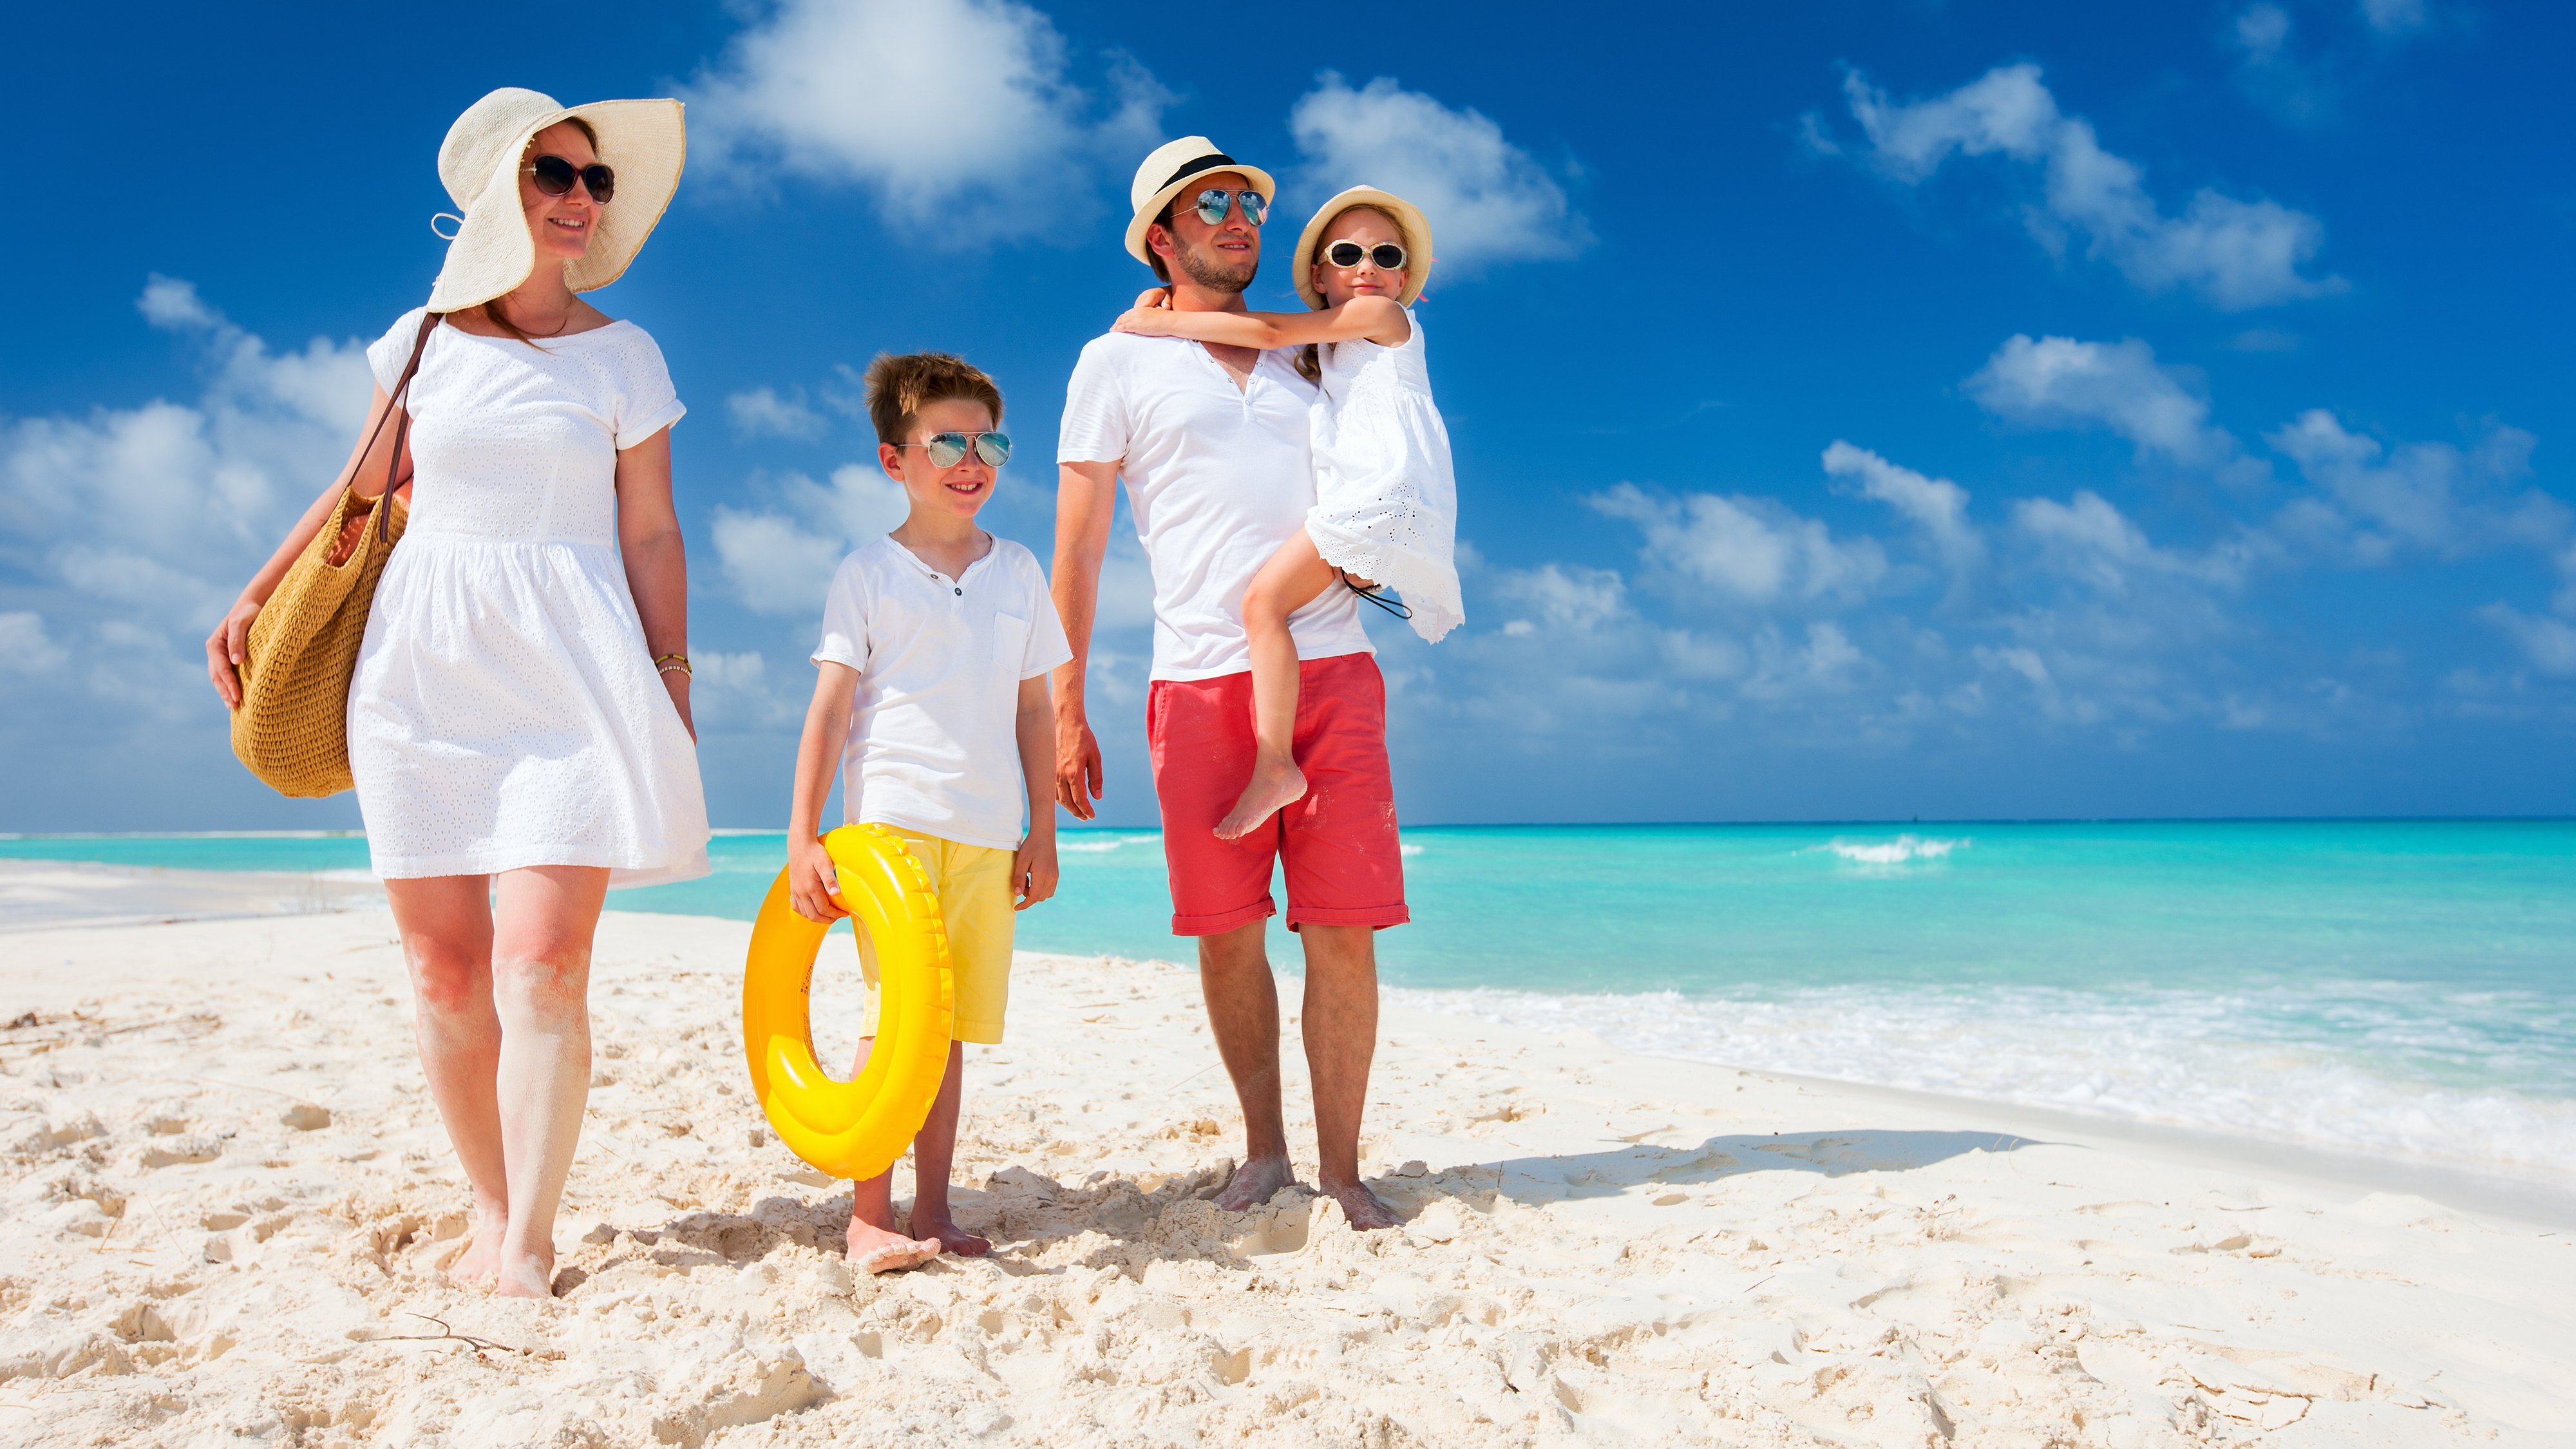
[1054,701,1103,821]
[1013,835,1058,910]
[787,835,849,923]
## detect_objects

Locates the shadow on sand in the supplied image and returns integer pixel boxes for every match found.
[1440,1128,2046,1210]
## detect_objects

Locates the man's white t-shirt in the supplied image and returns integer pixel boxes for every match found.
[813,535,1074,851]
[1057,333,1374,681]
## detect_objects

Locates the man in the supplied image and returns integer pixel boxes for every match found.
[1052,137,1406,1231]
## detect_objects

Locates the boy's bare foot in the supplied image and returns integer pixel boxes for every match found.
[1320,1174,1397,1231]
[1213,1153,1298,1211]
[1214,758,1307,841]
[493,1248,556,1298]
[909,1208,990,1258]
[846,1216,942,1274]
[444,1208,507,1288]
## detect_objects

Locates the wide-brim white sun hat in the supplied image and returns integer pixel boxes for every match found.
[1292,185,1434,310]
[428,88,686,313]
[1124,135,1276,268]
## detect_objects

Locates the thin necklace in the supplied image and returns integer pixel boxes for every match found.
[498,299,574,337]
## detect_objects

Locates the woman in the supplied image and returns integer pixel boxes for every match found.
[204,88,708,1297]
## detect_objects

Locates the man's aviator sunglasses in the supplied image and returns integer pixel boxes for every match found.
[1186,187,1267,227]
[898,431,1012,469]
[1324,240,1407,271]
[526,154,616,203]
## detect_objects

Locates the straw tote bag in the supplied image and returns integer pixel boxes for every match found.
[228,312,438,797]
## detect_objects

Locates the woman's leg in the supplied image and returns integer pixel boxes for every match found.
[384,875,509,1286]
[487,864,611,1298]
[1215,529,1342,841]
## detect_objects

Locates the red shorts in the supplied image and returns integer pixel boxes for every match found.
[1146,652,1410,936]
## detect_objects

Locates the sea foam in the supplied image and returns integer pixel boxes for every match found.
[1823,835,1968,865]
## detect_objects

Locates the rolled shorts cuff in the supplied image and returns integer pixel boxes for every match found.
[1283,902,1411,931]
[1171,897,1276,938]
[952,1018,1005,1046]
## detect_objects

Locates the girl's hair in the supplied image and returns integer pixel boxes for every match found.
[444,117,601,346]
[1293,204,1398,385]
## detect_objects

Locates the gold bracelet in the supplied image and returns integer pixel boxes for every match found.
[654,653,692,677]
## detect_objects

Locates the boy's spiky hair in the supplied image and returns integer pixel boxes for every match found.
[864,352,1004,447]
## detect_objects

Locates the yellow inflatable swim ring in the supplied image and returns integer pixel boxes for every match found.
[742,824,956,1182]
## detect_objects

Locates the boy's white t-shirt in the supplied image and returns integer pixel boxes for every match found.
[813,535,1073,851]
[1056,332,1374,681]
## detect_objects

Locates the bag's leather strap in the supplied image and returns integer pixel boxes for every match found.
[354,310,439,549]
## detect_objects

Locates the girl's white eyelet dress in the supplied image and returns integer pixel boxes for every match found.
[1305,308,1465,644]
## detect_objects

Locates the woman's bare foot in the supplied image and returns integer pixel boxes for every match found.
[1213,1153,1298,1211]
[493,1247,557,1298]
[846,1215,942,1274]
[1214,757,1307,841]
[1320,1174,1397,1231]
[909,1208,990,1258]
[444,1206,508,1288]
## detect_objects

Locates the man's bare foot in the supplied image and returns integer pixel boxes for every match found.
[909,1208,990,1258]
[846,1216,942,1274]
[1213,757,1307,841]
[1213,1153,1298,1211]
[493,1248,556,1298]
[444,1209,507,1288]
[1320,1175,1397,1231]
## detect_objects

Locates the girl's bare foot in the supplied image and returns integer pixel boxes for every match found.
[846,1216,942,1274]
[909,1208,990,1258]
[444,1206,508,1288]
[1214,757,1307,840]
[493,1247,556,1298]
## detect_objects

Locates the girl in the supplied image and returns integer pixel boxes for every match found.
[1114,185,1463,840]
[205,88,707,1297]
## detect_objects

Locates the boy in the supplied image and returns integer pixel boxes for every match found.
[785,352,1072,1273]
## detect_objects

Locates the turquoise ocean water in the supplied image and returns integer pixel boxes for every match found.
[6,822,2571,1184]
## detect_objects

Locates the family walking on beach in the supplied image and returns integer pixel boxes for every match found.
[204,91,1463,1293]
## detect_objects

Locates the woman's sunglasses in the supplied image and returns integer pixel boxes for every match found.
[526,154,616,204]
[1188,188,1267,227]
[1323,240,1407,271]
[898,431,1012,469]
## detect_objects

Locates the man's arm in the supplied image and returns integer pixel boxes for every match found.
[1050,460,1121,820]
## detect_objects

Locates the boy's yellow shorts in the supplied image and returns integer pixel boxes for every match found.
[853,828,1016,1045]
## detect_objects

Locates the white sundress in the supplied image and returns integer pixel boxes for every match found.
[347,308,710,887]
[1306,308,1464,644]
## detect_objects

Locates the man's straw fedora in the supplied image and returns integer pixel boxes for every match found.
[1124,136,1276,268]
[1291,186,1435,310]
[428,88,686,313]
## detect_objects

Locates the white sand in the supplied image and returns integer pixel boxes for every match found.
[2,870,2571,1446]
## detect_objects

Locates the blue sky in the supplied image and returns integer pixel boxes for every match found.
[3,0,2571,831]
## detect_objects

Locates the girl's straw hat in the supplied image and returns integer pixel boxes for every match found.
[428,88,687,313]
[1124,136,1276,267]
[1292,186,1434,310]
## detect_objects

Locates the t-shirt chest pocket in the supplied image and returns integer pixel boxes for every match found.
[991,613,1030,676]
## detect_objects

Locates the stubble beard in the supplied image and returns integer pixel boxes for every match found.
[1174,236,1257,294]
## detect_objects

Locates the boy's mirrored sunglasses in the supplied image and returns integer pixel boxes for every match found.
[1189,188,1267,226]
[527,154,616,203]
[898,431,1012,468]
[1324,240,1407,270]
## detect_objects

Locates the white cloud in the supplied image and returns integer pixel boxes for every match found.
[2235,3,2295,63]
[2266,410,2564,564]
[0,611,67,672]
[2477,604,2576,677]
[727,386,826,441]
[2360,0,2429,36]
[2012,491,2255,594]
[1592,483,1884,608]
[683,0,1166,236]
[1965,334,2239,466]
[710,463,913,615]
[1288,73,1588,272]
[1823,440,1986,602]
[1838,63,2341,308]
